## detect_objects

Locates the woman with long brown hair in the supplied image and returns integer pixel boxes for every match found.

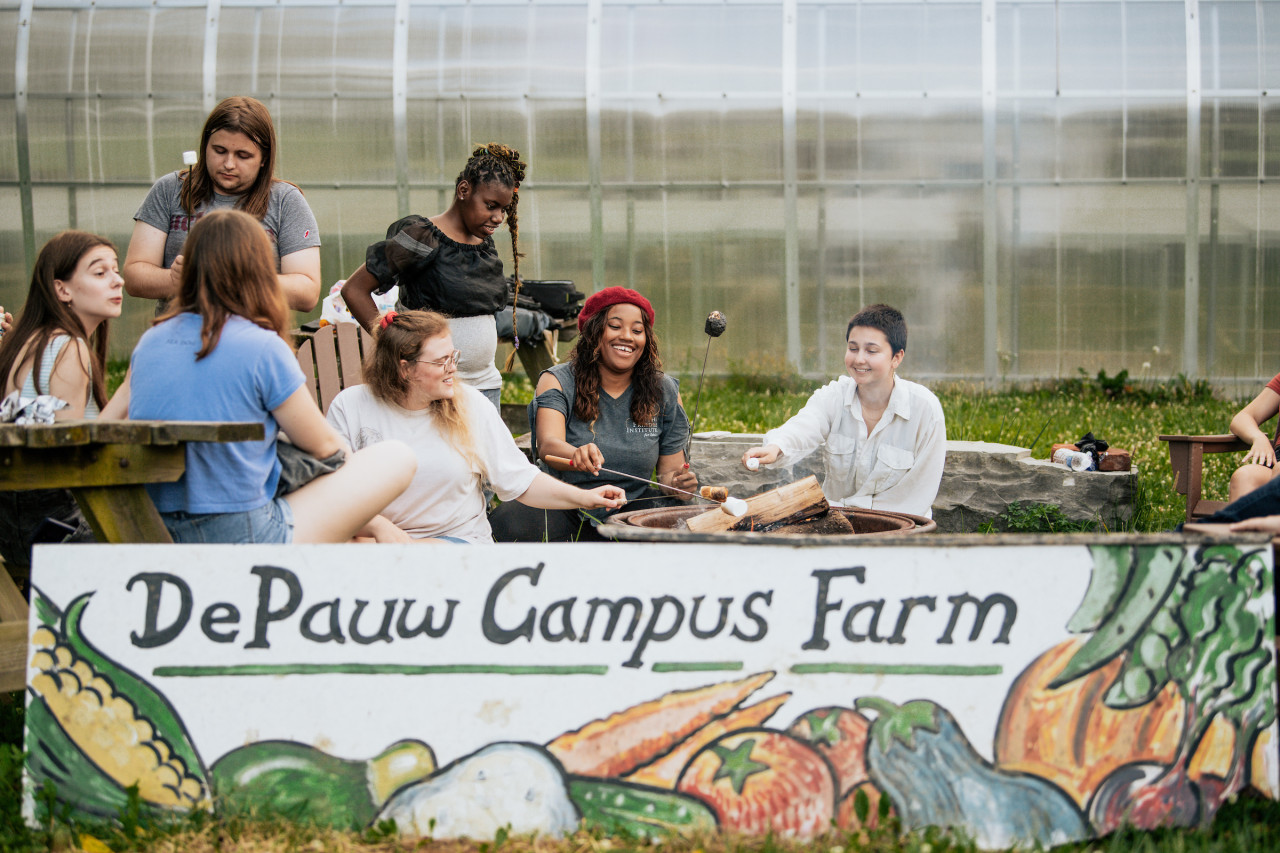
[325,310,624,543]
[489,287,696,542]
[124,96,321,312]
[119,209,413,544]
[0,230,127,566]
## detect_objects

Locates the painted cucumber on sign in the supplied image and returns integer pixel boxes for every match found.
[23,540,1279,847]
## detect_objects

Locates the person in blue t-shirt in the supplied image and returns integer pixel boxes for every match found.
[118,209,415,544]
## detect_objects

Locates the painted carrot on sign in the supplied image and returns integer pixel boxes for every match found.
[623,693,792,789]
[547,671,775,777]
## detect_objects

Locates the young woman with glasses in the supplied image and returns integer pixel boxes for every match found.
[325,310,625,543]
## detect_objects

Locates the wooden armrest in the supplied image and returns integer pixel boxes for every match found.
[1158,434,1248,451]
[1158,434,1249,518]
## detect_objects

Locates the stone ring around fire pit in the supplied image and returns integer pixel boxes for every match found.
[598,505,936,543]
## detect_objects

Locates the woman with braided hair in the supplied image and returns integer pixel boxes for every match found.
[341,143,526,408]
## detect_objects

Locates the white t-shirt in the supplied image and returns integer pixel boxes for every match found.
[326,383,537,542]
[764,375,946,518]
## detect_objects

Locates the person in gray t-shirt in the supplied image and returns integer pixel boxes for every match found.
[124,97,321,313]
[490,287,695,542]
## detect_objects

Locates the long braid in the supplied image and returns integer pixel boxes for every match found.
[457,143,526,353]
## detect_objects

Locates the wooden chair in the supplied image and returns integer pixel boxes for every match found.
[1159,433,1250,522]
[296,323,373,415]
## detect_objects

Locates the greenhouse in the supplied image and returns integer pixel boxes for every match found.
[1,0,1277,386]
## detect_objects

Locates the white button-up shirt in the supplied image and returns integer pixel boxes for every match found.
[764,375,946,517]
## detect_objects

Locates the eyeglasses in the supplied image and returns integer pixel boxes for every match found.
[414,350,461,369]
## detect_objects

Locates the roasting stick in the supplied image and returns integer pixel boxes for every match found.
[544,454,748,517]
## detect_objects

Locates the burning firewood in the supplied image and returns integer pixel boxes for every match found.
[686,475,829,534]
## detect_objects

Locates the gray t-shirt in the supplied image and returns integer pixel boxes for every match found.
[533,361,690,513]
[133,171,321,271]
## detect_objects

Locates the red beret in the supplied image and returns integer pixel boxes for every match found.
[578,287,655,331]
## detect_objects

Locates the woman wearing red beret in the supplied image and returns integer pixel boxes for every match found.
[490,287,696,541]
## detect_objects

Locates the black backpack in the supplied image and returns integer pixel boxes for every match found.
[506,278,585,323]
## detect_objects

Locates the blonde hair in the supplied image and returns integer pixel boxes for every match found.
[366,310,486,481]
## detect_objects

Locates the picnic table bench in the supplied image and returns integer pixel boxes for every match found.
[0,419,263,692]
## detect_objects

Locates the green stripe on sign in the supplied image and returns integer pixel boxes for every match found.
[154,663,610,677]
[651,662,745,673]
[790,663,1003,676]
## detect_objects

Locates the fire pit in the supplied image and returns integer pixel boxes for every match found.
[599,505,935,542]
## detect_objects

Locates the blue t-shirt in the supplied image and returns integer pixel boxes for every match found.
[128,313,305,513]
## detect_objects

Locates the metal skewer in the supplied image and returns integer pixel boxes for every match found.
[544,454,747,517]
[686,310,727,464]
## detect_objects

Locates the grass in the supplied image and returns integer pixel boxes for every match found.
[47,361,1271,853]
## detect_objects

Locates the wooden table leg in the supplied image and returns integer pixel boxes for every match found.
[71,485,174,544]
[514,334,557,384]
[0,569,29,693]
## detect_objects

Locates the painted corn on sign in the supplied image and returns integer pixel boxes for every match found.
[24,540,1279,847]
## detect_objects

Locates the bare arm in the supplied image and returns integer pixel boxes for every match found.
[48,339,94,420]
[656,391,697,497]
[515,472,625,510]
[279,247,321,312]
[532,371,606,474]
[656,451,698,499]
[271,386,347,459]
[100,368,131,420]
[1231,387,1280,468]
[123,221,180,300]
[342,264,384,333]
[356,515,415,543]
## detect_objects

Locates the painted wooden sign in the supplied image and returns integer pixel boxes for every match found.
[23,540,1278,847]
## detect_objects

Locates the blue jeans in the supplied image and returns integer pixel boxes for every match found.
[161,498,295,544]
[478,387,501,410]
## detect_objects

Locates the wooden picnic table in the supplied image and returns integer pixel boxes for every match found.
[0,419,263,692]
